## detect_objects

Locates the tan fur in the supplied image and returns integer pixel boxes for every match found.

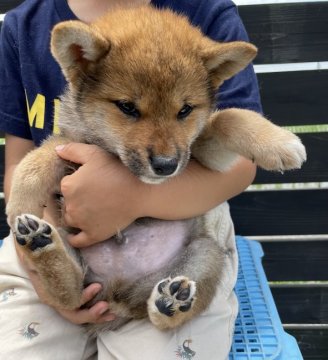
[6,5,306,333]
[6,136,71,225]
[192,108,306,172]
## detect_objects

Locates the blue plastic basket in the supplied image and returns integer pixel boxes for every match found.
[229,236,303,359]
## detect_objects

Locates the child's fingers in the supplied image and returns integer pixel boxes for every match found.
[66,231,103,248]
[58,300,115,324]
[55,142,107,165]
[80,283,102,305]
[57,284,116,324]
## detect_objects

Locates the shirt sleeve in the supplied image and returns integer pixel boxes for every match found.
[207,4,263,113]
[0,15,32,139]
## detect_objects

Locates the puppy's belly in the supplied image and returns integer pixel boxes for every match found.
[80,219,194,282]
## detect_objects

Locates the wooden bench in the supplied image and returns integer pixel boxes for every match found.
[0,1,327,359]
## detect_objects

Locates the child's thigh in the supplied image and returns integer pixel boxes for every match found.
[0,234,96,360]
[97,289,238,360]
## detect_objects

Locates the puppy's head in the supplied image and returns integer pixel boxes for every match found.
[51,6,257,184]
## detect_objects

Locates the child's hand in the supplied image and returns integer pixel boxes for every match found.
[56,283,116,325]
[56,143,147,247]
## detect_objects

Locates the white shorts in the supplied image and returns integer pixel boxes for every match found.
[0,202,238,360]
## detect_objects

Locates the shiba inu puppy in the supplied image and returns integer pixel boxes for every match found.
[6,6,306,332]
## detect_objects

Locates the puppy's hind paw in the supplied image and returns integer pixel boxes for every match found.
[13,214,84,310]
[148,276,196,330]
[14,214,54,253]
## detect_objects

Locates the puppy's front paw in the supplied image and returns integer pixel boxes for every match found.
[254,131,306,171]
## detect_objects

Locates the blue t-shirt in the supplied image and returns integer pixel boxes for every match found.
[0,0,262,146]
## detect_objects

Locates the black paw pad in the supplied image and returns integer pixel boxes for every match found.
[16,236,27,246]
[43,224,52,235]
[17,219,30,235]
[179,302,192,312]
[169,281,181,295]
[158,280,169,294]
[176,287,191,301]
[155,299,175,317]
[26,217,39,231]
[29,235,53,251]
[169,280,191,301]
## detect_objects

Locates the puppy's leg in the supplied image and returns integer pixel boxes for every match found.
[192,108,306,172]
[14,214,83,309]
[147,234,223,330]
[6,136,71,227]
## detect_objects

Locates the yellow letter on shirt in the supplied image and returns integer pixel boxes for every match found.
[53,98,60,134]
[25,91,45,129]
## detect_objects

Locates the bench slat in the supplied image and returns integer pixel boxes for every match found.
[262,241,328,281]
[259,70,328,127]
[272,287,328,324]
[288,329,328,360]
[230,189,328,236]
[239,2,328,64]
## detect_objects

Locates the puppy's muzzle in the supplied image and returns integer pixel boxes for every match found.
[149,155,179,176]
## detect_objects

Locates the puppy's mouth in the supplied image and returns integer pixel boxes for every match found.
[120,149,190,184]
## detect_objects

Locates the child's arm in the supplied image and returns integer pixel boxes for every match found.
[4,135,35,202]
[56,142,256,247]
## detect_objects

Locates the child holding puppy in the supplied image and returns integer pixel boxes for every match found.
[0,0,261,358]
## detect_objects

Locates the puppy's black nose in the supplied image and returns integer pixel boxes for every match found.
[149,156,178,176]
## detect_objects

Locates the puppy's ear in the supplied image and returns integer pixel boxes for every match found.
[201,41,257,88]
[51,21,110,83]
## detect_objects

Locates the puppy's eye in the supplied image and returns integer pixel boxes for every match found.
[114,100,140,118]
[177,104,193,120]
